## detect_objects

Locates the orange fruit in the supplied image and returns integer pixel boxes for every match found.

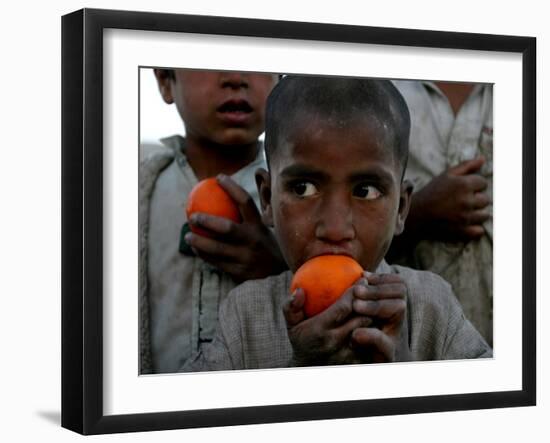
[290,255,363,317]
[186,177,241,237]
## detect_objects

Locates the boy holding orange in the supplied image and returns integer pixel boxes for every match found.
[140,69,285,373]
[181,75,492,371]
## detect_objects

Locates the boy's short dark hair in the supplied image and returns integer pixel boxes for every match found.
[264,75,410,174]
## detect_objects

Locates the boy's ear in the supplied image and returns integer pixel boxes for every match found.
[255,168,274,227]
[394,179,414,236]
[153,69,175,104]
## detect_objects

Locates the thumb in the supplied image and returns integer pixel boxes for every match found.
[283,288,306,328]
[448,156,485,176]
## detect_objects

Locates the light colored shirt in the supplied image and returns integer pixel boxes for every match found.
[392,81,493,345]
[142,135,267,373]
[181,261,492,372]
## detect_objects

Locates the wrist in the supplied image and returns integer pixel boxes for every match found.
[407,191,432,233]
[289,354,307,367]
[289,351,322,368]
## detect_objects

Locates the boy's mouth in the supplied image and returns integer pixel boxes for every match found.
[217,99,254,126]
[217,99,253,114]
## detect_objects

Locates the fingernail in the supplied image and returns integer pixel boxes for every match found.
[217,173,227,182]
[184,233,193,243]
[290,288,299,304]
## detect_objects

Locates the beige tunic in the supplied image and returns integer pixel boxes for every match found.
[181,261,492,372]
[140,135,267,373]
[392,81,493,346]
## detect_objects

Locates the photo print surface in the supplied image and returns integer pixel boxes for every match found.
[138,68,493,375]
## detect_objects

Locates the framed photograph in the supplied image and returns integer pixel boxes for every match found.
[62,8,536,435]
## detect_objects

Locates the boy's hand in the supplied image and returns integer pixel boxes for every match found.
[408,156,491,242]
[283,283,373,366]
[185,175,287,282]
[350,272,408,363]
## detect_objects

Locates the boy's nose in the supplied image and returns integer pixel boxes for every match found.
[219,71,249,89]
[315,193,355,244]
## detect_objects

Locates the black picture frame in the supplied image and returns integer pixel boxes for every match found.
[61,8,536,435]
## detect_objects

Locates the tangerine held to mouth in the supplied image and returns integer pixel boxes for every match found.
[290,255,363,317]
[185,177,241,237]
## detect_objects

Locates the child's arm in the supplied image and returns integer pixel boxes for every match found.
[185,175,287,283]
[283,282,375,366]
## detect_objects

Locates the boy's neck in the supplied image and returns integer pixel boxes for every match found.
[433,81,475,116]
[185,137,261,180]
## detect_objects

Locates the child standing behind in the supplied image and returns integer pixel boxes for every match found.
[140,69,285,373]
[389,80,493,346]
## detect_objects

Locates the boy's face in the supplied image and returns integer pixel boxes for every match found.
[258,115,411,273]
[155,69,278,146]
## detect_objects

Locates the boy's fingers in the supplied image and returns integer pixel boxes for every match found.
[353,298,406,321]
[472,192,491,209]
[362,272,403,285]
[312,316,373,362]
[217,174,263,224]
[467,210,491,225]
[465,174,488,193]
[189,212,250,243]
[351,328,395,362]
[283,288,306,327]
[357,274,407,300]
[461,225,486,239]
[334,315,373,339]
[353,283,406,301]
[184,232,240,260]
[189,213,234,236]
[448,156,485,176]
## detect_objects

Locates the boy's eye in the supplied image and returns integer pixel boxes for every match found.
[353,183,382,200]
[292,181,318,197]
